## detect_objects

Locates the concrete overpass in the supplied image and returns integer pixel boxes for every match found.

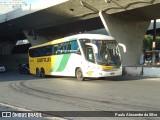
[1,0,160,70]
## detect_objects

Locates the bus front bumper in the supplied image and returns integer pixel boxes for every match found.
[85,69,122,78]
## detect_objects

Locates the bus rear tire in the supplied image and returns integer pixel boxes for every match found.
[76,68,84,81]
[40,69,45,78]
[36,68,40,77]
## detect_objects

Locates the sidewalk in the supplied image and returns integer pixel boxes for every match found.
[123,66,160,77]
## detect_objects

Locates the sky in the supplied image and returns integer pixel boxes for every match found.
[0,0,40,4]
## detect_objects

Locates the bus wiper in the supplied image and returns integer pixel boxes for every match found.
[97,62,107,65]
[97,62,103,65]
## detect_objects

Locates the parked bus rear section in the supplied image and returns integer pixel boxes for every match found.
[28,34,122,80]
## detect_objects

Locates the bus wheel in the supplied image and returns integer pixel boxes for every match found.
[41,69,45,78]
[76,68,84,81]
[36,68,40,77]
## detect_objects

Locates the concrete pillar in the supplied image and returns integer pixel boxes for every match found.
[99,11,150,66]
[0,41,14,55]
[23,30,50,46]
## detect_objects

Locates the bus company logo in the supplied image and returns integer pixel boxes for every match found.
[2,112,11,117]
[37,57,51,62]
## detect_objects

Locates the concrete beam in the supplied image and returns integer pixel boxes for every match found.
[99,11,150,66]
[23,30,50,46]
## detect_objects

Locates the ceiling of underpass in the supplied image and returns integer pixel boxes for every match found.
[111,3,160,21]
[38,17,104,39]
[1,0,160,42]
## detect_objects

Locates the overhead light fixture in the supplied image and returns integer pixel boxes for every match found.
[105,0,111,3]
[79,1,98,12]
[80,1,84,6]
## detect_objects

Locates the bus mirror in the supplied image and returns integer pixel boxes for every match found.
[118,43,126,53]
[85,43,98,54]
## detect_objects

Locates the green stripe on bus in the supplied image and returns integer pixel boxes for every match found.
[56,54,71,72]
[50,54,71,72]
[50,55,63,72]
[70,38,77,41]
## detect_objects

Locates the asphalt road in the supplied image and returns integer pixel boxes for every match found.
[0,71,160,120]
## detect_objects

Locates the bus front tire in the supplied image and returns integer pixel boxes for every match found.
[76,68,84,81]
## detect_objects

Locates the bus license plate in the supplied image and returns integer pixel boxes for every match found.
[110,72,115,75]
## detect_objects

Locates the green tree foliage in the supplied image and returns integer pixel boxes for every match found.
[143,35,160,51]
[156,36,160,50]
[143,35,152,50]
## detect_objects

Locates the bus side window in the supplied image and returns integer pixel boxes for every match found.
[65,42,68,53]
[75,41,79,51]
[68,42,71,53]
[34,49,38,57]
[57,44,61,54]
[61,44,63,54]
[70,41,78,53]
[62,43,66,53]
[52,45,54,55]
[71,41,75,51]
[40,47,47,56]
[46,46,52,56]
[54,45,58,55]
[64,43,68,53]
[37,49,40,57]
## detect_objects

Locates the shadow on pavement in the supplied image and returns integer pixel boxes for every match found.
[0,70,38,82]
[1,71,159,82]
[84,76,159,82]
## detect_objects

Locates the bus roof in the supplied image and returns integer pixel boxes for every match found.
[29,34,115,49]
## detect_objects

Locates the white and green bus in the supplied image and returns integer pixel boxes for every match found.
[29,34,122,80]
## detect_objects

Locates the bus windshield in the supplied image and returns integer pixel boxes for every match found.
[92,40,121,66]
[79,39,121,66]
